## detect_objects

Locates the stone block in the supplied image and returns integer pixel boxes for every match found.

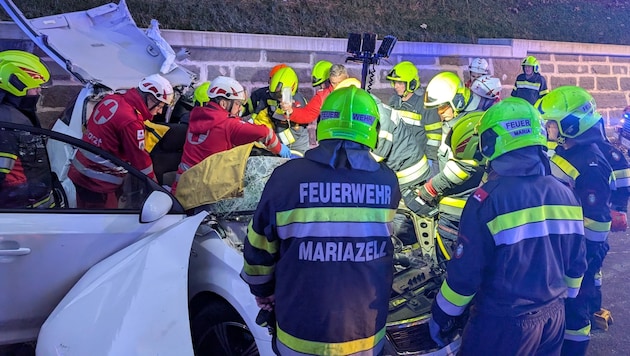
[613,66,628,75]
[610,56,630,63]
[206,65,231,80]
[37,109,65,130]
[190,47,261,62]
[591,65,611,75]
[550,76,577,87]
[40,85,82,108]
[402,56,438,66]
[621,77,630,91]
[540,63,555,73]
[493,59,523,85]
[582,55,608,62]
[439,56,468,66]
[592,92,626,108]
[557,65,588,74]
[236,66,270,83]
[596,77,619,90]
[267,50,311,64]
[554,54,580,62]
[313,53,348,66]
[531,53,551,61]
[0,39,35,52]
[579,77,595,89]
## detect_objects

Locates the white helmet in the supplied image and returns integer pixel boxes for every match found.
[207,76,247,101]
[470,75,502,99]
[469,58,489,75]
[138,74,174,105]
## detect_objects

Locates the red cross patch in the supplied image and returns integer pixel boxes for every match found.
[92,99,119,125]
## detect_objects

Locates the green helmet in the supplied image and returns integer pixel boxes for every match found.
[0,50,50,96]
[270,66,298,96]
[535,85,601,139]
[386,61,420,93]
[193,81,211,106]
[477,97,547,161]
[449,111,485,162]
[521,55,540,73]
[317,86,380,149]
[312,60,333,87]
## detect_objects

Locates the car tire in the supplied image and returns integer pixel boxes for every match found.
[190,301,259,356]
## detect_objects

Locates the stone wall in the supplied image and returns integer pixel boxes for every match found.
[2,22,630,128]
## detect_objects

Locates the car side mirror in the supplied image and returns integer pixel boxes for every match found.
[140,191,173,223]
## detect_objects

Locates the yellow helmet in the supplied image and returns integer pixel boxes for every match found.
[0,50,50,97]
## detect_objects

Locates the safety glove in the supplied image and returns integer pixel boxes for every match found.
[429,299,455,348]
[417,179,439,206]
[279,144,292,158]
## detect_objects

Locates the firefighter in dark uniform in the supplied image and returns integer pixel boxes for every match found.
[511,55,549,105]
[429,97,587,355]
[0,50,55,209]
[241,86,401,355]
[537,86,613,356]
[386,61,442,176]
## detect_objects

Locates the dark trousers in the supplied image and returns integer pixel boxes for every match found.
[459,299,565,356]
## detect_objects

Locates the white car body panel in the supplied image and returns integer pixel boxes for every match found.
[0,211,187,345]
[189,228,274,355]
[0,0,193,91]
[36,212,207,356]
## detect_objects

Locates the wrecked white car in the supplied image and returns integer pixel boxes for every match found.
[0,1,460,355]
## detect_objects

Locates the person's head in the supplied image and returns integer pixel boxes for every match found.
[468,58,489,82]
[0,50,50,112]
[312,60,333,87]
[535,85,601,145]
[424,72,469,122]
[269,66,298,100]
[386,61,420,98]
[193,81,211,106]
[470,75,502,110]
[207,76,248,117]
[477,97,547,161]
[317,85,380,149]
[138,74,174,116]
[449,111,486,163]
[328,64,349,90]
[521,56,539,76]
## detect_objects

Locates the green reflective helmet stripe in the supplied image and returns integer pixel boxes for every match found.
[386,61,420,92]
[449,111,485,162]
[317,86,380,149]
[312,60,333,86]
[477,97,547,161]
[536,85,601,139]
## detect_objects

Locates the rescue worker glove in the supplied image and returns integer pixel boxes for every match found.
[417,180,439,206]
[429,299,455,348]
[610,209,628,232]
[402,187,439,218]
[279,144,292,158]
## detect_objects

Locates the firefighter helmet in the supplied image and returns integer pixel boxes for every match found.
[193,81,211,106]
[312,60,333,87]
[469,58,489,75]
[477,97,547,161]
[386,61,420,93]
[449,111,485,162]
[270,66,299,96]
[139,74,174,105]
[207,76,247,101]
[0,50,50,97]
[318,86,380,149]
[269,64,288,80]
[424,72,470,113]
[522,55,540,73]
[535,85,601,139]
[470,75,502,99]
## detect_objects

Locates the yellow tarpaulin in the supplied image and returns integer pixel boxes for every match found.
[175,143,254,210]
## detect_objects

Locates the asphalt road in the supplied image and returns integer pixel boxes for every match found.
[589,228,630,355]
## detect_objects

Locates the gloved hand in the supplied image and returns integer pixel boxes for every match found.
[175,47,190,61]
[610,209,628,232]
[429,317,446,348]
[402,187,438,218]
[417,180,439,207]
[429,299,455,348]
[279,144,292,158]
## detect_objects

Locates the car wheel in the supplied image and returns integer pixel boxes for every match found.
[190,301,259,356]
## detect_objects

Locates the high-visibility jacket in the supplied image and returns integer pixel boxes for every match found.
[550,142,612,242]
[597,140,630,211]
[172,102,283,195]
[389,91,442,161]
[0,102,54,208]
[511,72,549,105]
[371,99,431,190]
[68,89,155,193]
[241,140,401,356]
[433,148,587,321]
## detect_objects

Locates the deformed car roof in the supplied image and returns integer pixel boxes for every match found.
[1,0,194,91]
